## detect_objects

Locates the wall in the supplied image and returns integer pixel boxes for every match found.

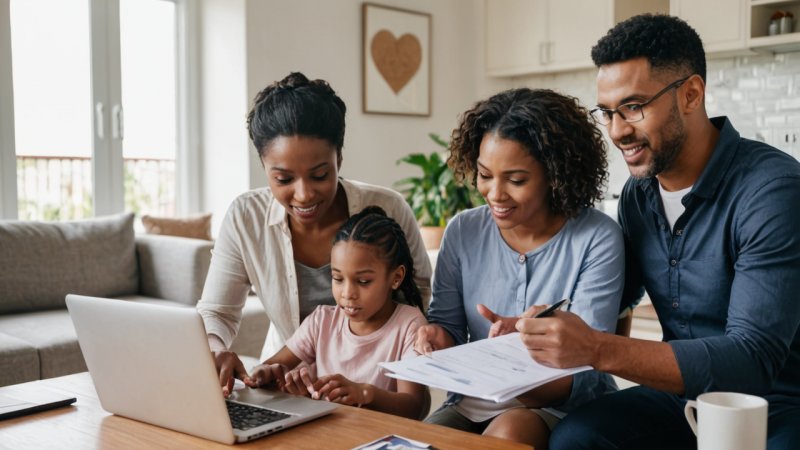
[199,0,509,232]
[199,0,251,232]
[517,52,800,198]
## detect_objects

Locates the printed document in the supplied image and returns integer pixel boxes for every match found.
[379,333,591,403]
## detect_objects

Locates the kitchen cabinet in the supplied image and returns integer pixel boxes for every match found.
[749,0,800,52]
[671,0,749,54]
[485,0,669,76]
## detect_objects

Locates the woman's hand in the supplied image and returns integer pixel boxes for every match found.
[414,324,452,355]
[212,350,252,397]
[282,366,317,397]
[478,304,549,338]
[249,363,288,390]
[311,374,372,407]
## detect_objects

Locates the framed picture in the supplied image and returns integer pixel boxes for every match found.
[362,3,431,116]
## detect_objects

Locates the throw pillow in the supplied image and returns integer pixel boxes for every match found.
[141,213,212,241]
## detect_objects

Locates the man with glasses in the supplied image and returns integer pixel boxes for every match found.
[515,14,800,449]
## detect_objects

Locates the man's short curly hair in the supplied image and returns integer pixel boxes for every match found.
[448,88,608,219]
[591,14,706,82]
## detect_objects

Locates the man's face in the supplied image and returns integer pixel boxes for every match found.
[596,58,687,179]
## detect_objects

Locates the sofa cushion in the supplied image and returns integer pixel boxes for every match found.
[0,310,87,379]
[141,213,213,240]
[0,213,138,313]
[0,333,40,387]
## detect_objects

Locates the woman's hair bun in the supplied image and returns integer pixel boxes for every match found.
[277,72,310,89]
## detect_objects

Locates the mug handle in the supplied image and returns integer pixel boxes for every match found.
[684,400,698,436]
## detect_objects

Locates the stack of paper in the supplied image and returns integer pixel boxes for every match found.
[379,333,591,403]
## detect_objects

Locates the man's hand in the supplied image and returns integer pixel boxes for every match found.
[515,310,600,368]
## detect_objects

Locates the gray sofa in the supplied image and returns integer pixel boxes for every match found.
[0,213,269,387]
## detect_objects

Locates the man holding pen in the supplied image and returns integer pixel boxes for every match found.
[521,14,800,449]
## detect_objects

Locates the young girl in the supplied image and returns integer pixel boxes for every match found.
[247,206,428,419]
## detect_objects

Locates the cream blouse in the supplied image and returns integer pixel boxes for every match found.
[197,178,432,360]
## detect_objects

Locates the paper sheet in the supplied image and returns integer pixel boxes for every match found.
[379,333,590,403]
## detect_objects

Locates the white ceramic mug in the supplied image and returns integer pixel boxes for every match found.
[684,392,768,450]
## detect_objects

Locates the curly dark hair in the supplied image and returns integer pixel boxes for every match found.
[333,206,423,312]
[448,88,607,219]
[247,72,347,159]
[591,14,706,82]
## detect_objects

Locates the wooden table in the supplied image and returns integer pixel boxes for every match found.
[0,373,531,449]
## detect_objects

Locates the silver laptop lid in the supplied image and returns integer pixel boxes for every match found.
[66,295,237,444]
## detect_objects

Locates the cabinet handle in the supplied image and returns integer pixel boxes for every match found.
[548,42,554,64]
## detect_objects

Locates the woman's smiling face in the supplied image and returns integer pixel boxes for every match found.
[261,135,341,226]
[476,133,551,231]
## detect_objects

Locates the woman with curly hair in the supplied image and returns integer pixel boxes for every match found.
[414,88,624,448]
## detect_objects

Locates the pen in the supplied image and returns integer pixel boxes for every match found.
[534,298,570,318]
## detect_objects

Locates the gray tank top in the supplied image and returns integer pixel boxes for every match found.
[294,261,336,320]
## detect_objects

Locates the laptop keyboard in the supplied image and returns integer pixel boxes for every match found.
[226,401,292,431]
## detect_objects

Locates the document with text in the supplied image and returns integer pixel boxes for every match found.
[379,333,591,403]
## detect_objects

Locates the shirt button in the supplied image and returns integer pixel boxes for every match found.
[670,259,678,266]
[675,229,683,236]
[518,254,526,263]
[672,301,679,309]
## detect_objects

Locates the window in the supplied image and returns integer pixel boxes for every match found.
[0,0,195,220]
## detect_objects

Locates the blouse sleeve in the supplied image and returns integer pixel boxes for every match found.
[196,201,252,349]
[426,216,469,346]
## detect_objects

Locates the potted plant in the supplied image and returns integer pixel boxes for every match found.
[395,133,484,249]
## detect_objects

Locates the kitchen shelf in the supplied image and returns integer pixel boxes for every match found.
[749,0,800,51]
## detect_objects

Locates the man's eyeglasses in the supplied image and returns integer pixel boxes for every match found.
[590,76,691,125]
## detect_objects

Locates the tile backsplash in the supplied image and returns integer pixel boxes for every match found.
[517,51,800,195]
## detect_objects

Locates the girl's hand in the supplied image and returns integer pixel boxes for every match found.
[282,366,316,397]
[311,374,372,406]
[249,363,287,389]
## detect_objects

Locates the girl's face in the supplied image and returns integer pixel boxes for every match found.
[330,241,405,336]
[261,135,342,226]
[476,133,552,231]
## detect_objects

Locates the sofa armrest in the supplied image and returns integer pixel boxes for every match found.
[135,234,213,306]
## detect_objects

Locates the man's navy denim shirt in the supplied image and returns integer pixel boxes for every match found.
[619,117,800,404]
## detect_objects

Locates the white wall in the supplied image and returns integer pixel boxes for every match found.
[199,0,251,232]
[244,0,508,190]
[199,0,509,232]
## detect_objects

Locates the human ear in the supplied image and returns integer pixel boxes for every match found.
[391,265,406,290]
[681,75,705,113]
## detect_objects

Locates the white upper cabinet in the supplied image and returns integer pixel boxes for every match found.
[486,0,611,76]
[486,0,669,76]
[671,0,748,54]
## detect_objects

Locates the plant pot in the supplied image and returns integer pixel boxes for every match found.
[420,226,445,250]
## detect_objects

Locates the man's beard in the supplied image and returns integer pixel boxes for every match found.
[636,101,686,179]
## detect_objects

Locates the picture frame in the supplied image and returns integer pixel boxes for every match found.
[362,3,431,116]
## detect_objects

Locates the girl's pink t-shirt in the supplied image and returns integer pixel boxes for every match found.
[285,303,427,392]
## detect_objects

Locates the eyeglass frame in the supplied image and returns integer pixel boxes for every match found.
[590,76,691,126]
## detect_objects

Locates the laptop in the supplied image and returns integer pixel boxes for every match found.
[66,294,337,444]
